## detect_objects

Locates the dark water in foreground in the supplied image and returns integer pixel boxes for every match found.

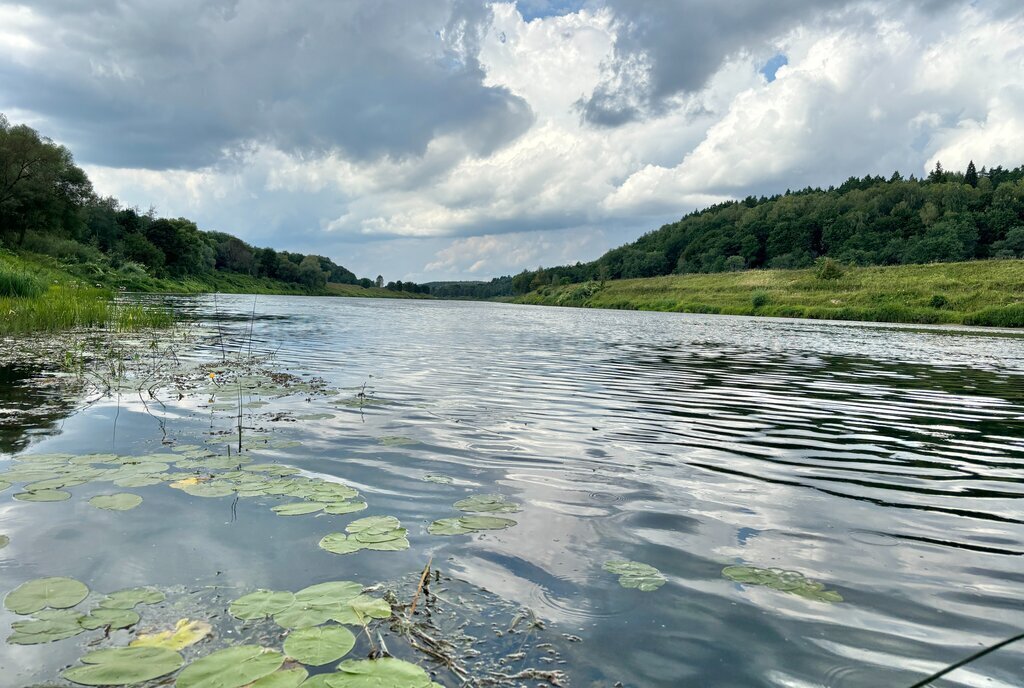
[2,296,1024,687]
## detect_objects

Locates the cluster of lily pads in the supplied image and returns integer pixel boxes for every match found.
[318,516,411,554]
[4,577,164,645]
[722,565,844,603]
[427,493,520,536]
[602,561,667,592]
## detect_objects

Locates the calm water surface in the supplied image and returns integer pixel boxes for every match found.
[2,297,1024,687]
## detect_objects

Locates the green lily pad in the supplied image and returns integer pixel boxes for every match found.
[252,668,309,688]
[62,646,184,686]
[0,480,11,491]
[229,590,296,621]
[272,502,328,516]
[722,565,843,603]
[14,489,71,502]
[422,474,453,484]
[329,595,392,625]
[113,474,169,487]
[294,581,363,607]
[284,624,356,665]
[295,413,334,421]
[453,494,520,514]
[180,482,236,498]
[603,560,666,592]
[323,501,368,515]
[89,493,143,511]
[377,436,416,447]
[0,534,8,549]
[319,516,410,555]
[99,587,165,609]
[8,610,86,644]
[317,534,363,555]
[80,607,140,630]
[25,477,86,490]
[5,576,89,614]
[330,658,437,687]
[245,464,300,476]
[177,646,284,688]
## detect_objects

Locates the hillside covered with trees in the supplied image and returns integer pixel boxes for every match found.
[0,114,377,293]
[496,162,1024,297]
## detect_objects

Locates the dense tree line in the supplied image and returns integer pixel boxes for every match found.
[0,114,362,290]
[383,280,431,295]
[424,276,515,298]
[505,162,1024,294]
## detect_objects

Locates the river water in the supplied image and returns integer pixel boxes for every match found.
[2,296,1024,687]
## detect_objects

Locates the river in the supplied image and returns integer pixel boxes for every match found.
[2,296,1023,687]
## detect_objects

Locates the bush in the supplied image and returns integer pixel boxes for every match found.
[965,304,1024,328]
[751,291,769,309]
[814,257,845,280]
[929,294,949,309]
[0,263,45,297]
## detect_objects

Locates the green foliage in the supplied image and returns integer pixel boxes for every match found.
[176,646,284,688]
[5,577,89,614]
[603,560,666,592]
[751,290,769,309]
[0,262,44,297]
[62,646,184,686]
[722,565,843,603]
[814,257,844,281]
[929,294,949,309]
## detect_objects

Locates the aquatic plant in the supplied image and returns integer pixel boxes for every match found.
[176,646,284,688]
[722,565,843,603]
[453,493,521,514]
[318,516,410,555]
[428,515,517,536]
[62,646,184,685]
[603,560,666,592]
[4,576,89,614]
[130,619,212,651]
[283,624,356,665]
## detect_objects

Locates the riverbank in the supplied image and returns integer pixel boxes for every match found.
[514,259,1024,327]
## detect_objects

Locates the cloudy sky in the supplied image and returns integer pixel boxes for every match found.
[1,1,1022,281]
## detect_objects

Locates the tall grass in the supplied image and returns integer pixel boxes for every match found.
[0,263,46,298]
[0,286,174,334]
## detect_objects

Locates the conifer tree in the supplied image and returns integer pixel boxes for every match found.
[965,160,979,187]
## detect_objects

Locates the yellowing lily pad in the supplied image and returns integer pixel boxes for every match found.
[130,618,212,651]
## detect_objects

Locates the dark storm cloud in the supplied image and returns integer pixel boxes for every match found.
[576,0,962,126]
[0,0,533,169]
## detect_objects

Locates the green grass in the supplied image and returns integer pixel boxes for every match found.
[516,259,1024,328]
[0,285,174,334]
[0,262,45,298]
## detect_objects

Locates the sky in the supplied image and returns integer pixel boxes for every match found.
[1,1,1022,282]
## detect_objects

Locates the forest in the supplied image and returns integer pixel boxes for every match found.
[0,114,367,292]
[473,162,1024,298]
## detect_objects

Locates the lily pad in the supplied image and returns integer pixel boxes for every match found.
[294,581,363,607]
[453,494,520,514]
[722,565,843,603]
[5,576,89,614]
[428,515,517,536]
[329,595,392,625]
[99,587,165,609]
[0,480,11,491]
[252,668,309,688]
[377,436,416,447]
[272,502,329,516]
[330,658,438,688]
[62,646,184,686]
[14,489,71,502]
[319,516,409,555]
[273,604,336,630]
[8,610,86,644]
[80,607,140,630]
[130,618,213,651]
[177,646,284,688]
[323,501,368,515]
[89,493,143,511]
[180,482,236,498]
[284,624,356,665]
[422,474,453,485]
[603,560,666,592]
[0,534,8,549]
[230,590,296,621]
[114,474,169,488]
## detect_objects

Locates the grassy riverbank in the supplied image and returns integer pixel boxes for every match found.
[515,259,1024,327]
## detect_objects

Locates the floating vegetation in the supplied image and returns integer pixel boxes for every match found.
[282,624,356,665]
[14,488,71,502]
[377,435,417,446]
[294,413,334,421]
[62,646,184,686]
[176,646,284,688]
[454,494,521,514]
[330,658,443,688]
[422,474,453,485]
[80,607,140,630]
[272,501,328,516]
[603,560,667,592]
[230,590,297,621]
[0,534,8,548]
[318,516,410,555]
[722,565,844,603]
[252,668,308,688]
[130,619,212,651]
[5,576,89,614]
[89,493,143,511]
[100,586,165,609]
[428,515,517,536]
[8,610,86,645]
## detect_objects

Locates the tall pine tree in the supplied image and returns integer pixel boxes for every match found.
[965,160,979,187]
